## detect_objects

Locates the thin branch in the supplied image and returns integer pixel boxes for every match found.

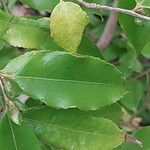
[97,1,118,49]
[76,0,150,21]
[134,68,150,79]
[97,11,117,49]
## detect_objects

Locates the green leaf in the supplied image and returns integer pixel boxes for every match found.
[41,144,55,150]
[19,0,60,12]
[118,44,142,75]
[25,98,123,124]
[0,10,59,50]
[118,0,150,54]
[135,0,150,9]
[23,107,126,150]
[120,79,144,112]
[41,142,60,150]
[0,10,103,58]
[50,1,89,53]
[0,40,5,50]
[141,42,150,58]
[2,51,127,110]
[25,98,44,109]
[0,113,41,150]
[87,103,123,124]
[0,47,18,70]
[78,35,104,58]
[116,126,150,150]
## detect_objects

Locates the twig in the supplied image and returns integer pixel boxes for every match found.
[97,11,117,49]
[76,0,150,21]
[96,1,117,49]
[134,68,150,79]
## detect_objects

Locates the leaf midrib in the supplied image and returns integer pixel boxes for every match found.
[7,113,18,150]
[12,75,124,87]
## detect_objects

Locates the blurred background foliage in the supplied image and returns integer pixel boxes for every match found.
[0,0,150,149]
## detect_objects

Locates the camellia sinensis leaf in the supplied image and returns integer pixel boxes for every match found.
[23,107,126,150]
[2,51,127,110]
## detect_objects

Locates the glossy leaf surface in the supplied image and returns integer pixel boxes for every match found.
[0,113,41,150]
[3,51,127,110]
[23,107,126,150]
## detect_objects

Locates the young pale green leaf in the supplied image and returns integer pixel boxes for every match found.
[50,1,89,53]
[23,107,126,150]
[0,113,41,150]
[2,51,127,110]
[118,0,150,54]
